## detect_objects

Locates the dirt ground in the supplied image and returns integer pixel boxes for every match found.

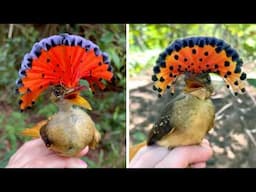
[129,68,256,168]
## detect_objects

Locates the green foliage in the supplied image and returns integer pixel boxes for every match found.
[0,111,30,166]
[37,103,58,116]
[0,27,38,82]
[133,131,146,143]
[0,24,125,168]
[248,79,256,87]
[129,24,256,76]
[88,91,126,168]
[4,112,27,147]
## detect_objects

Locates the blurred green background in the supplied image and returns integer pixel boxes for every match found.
[129,24,256,167]
[0,24,126,168]
[129,24,256,76]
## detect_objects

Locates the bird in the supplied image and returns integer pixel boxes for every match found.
[16,34,113,157]
[129,36,247,161]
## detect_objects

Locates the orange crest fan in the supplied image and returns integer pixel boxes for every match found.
[16,34,113,111]
[152,36,247,97]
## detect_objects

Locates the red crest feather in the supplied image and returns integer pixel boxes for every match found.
[16,34,113,110]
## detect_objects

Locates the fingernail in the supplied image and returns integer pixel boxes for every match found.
[79,159,87,168]
[201,139,210,148]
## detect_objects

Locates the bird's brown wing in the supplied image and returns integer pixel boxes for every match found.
[147,114,174,145]
[147,94,187,146]
[147,98,178,146]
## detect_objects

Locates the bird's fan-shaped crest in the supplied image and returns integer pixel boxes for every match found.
[152,36,247,97]
[16,34,113,111]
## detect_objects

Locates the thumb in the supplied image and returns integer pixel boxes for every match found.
[155,140,213,168]
[76,146,89,157]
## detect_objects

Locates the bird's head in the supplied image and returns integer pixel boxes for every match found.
[50,84,92,110]
[16,34,113,112]
[184,72,214,99]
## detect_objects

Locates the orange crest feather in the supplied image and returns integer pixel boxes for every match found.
[152,36,247,97]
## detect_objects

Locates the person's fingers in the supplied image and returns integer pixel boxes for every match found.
[8,140,37,164]
[20,155,65,168]
[7,139,54,167]
[16,139,52,157]
[129,145,169,168]
[79,159,88,168]
[7,139,89,168]
[64,158,88,168]
[20,155,87,168]
[76,146,89,157]
[176,141,213,164]
[155,142,213,168]
[201,139,210,147]
[190,162,206,168]
[129,146,148,164]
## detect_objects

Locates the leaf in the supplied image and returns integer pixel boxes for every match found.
[80,79,90,87]
[0,115,4,124]
[37,103,57,116]
[247,79,256,87]
[133,131,146,142]
[98,150,104,165]
[109,49,121,69]
[101,32,113,44]
[82,157,98,168]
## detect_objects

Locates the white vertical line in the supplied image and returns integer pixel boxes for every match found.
[8,24,14,39]
[126,23,130,168]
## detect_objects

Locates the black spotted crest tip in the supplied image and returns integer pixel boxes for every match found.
[152,36,247,97]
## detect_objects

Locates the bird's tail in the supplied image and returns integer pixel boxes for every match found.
[129,141,147,161]
[20,120,48,138]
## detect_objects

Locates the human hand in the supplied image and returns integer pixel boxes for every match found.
[6,139,89,168]
[129,139,213,168]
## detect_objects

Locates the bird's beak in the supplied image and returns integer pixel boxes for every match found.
[184,79,204,93]
[64,86,92,110]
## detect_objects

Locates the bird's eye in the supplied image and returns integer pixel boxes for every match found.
[206,76,211,83]
[54,89,61,97]
[53,85,64,97]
